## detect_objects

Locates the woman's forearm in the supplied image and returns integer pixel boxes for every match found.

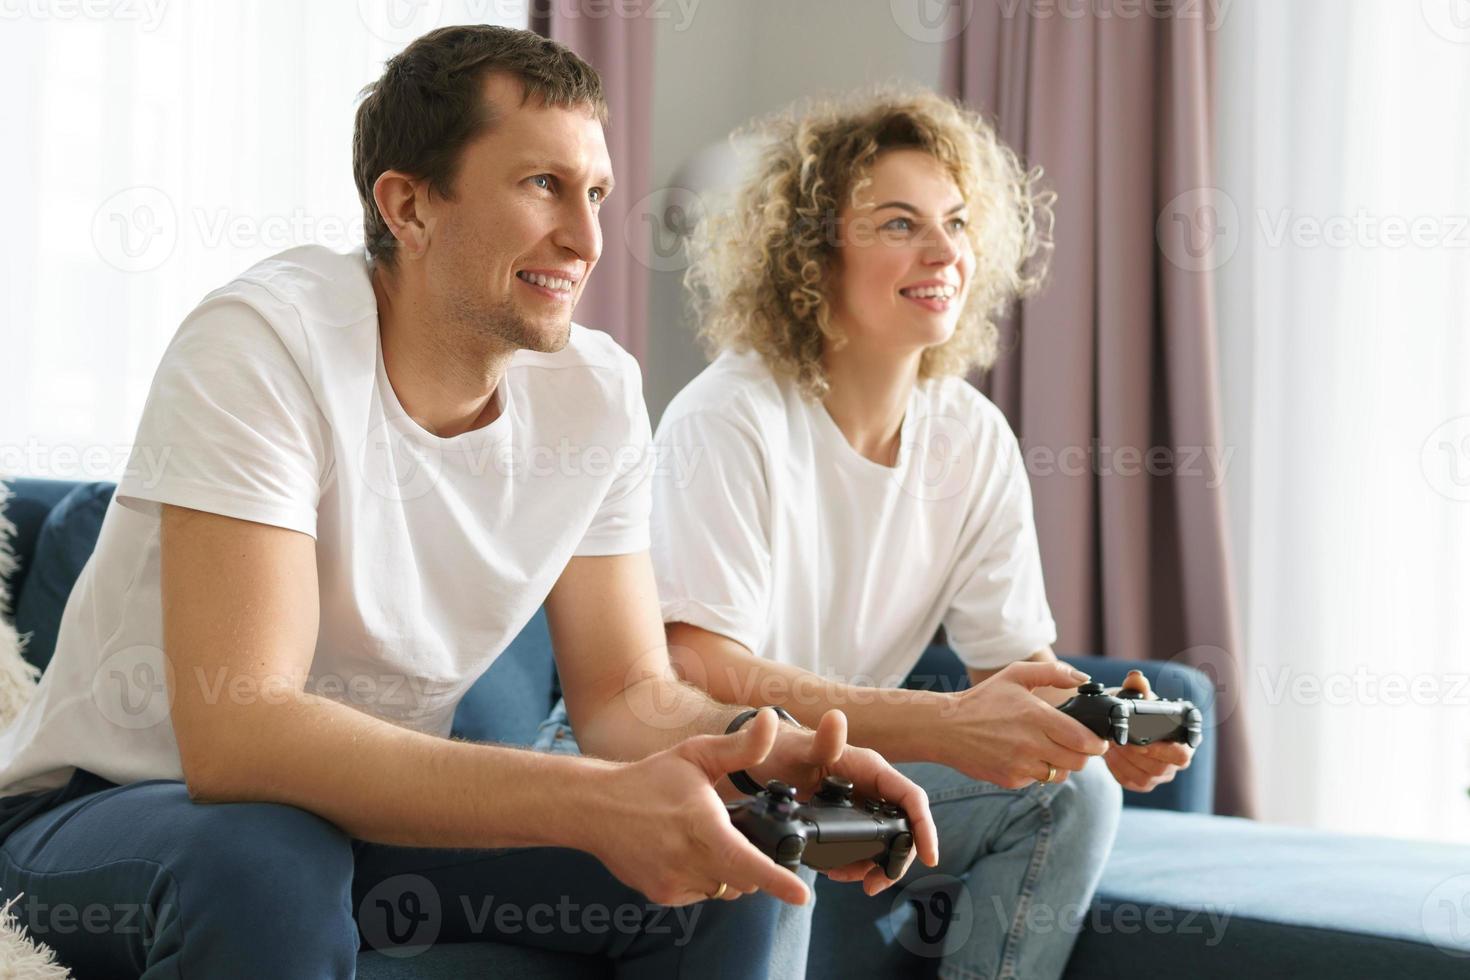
[665,622,954,765]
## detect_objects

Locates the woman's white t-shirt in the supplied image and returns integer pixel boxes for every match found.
[651,350,1056,686]
[0,245,652,794]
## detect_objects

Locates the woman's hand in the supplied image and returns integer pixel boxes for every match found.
[934,660,1109,788]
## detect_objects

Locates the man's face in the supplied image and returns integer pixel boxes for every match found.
[421,73,613,354]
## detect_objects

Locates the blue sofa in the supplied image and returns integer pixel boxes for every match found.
[4,477,1469,978]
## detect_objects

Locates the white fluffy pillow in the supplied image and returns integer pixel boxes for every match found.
[0,484,70,978]
[0,485,40,728]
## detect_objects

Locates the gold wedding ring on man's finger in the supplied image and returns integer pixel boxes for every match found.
[708,881,728,900]
[1041,764,1058,784]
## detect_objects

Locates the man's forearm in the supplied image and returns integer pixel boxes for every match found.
[184,689,619,851]
[571,670,747,762]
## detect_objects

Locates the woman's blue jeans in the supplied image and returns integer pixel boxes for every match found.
[537,698,1122,980]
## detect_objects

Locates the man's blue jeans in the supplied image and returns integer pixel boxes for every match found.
[538,699,1122,980]
[0,766,798,979]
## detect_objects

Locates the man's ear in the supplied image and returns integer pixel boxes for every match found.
[372,170,431,261]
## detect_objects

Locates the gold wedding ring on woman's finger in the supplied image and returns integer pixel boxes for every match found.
[708,881,728,900]
[1041,763,1058,784]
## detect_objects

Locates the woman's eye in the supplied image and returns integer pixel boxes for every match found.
[948,217,968,231]
[882,217,913,232]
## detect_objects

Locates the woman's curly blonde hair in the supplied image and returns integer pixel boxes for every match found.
[685,86,1055,399]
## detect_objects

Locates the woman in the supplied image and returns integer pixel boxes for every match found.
[545,88,1193,978]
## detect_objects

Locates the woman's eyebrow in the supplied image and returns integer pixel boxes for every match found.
[872,200,968,215]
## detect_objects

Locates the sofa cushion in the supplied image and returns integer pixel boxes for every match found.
[357,942,606,979]
[450,607,559,747]
[0,478,83,611]
[12,482,113,671]
[1066,808,1470,977]
[809,807,1470,979]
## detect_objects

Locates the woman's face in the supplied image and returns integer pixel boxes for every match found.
[828,148,974,359]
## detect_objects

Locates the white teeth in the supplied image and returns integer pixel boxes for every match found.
[900,284,957,300]
[518,271,573,292]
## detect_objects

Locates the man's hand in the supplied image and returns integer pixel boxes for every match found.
[742,708,940,895]
[586,709,814,907]
[935,660,1109,789]
[1102,671,1196,792]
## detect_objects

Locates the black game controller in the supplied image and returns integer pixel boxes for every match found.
[726,777,914,879]
[1057,682,1204,748]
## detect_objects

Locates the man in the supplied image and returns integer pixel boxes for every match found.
[0,26,935,977]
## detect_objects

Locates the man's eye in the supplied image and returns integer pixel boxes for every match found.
[589,187,604,205]
[531,175,552,190]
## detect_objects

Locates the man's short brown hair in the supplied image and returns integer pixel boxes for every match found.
[352,25,607,267]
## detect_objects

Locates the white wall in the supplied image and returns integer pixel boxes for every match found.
[643,0,946,420]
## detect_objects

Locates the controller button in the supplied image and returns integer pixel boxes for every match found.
[883,832,914,879]
[764,780,798,804]
[1078,681,1106,696]
[816,775,854,803]
[880,803,903,819]
[776,835,804,862]
[863,800,883,814]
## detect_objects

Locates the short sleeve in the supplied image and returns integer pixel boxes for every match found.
[650,410,771,653]
[573,352,654,556]
[115,300,328,537]
[943,429,1058,669]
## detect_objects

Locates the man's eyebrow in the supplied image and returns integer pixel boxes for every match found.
[872,200,968,215]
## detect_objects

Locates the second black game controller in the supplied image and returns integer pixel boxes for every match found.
[1057,681,1204,748]
[726,777,914,879]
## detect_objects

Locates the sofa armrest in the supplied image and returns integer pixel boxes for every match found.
[902,645,1216,814]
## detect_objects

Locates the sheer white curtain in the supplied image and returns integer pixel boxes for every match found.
[0,1,527,481]
[1216,0,1470,843]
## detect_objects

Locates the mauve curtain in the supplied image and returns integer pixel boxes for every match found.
[944,1,1256,818]
[532,0,653,362]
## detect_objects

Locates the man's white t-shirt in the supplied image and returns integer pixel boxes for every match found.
[651,350,1056,686]
[0,245,652,794]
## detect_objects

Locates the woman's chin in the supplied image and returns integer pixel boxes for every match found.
[911,317,959,349]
